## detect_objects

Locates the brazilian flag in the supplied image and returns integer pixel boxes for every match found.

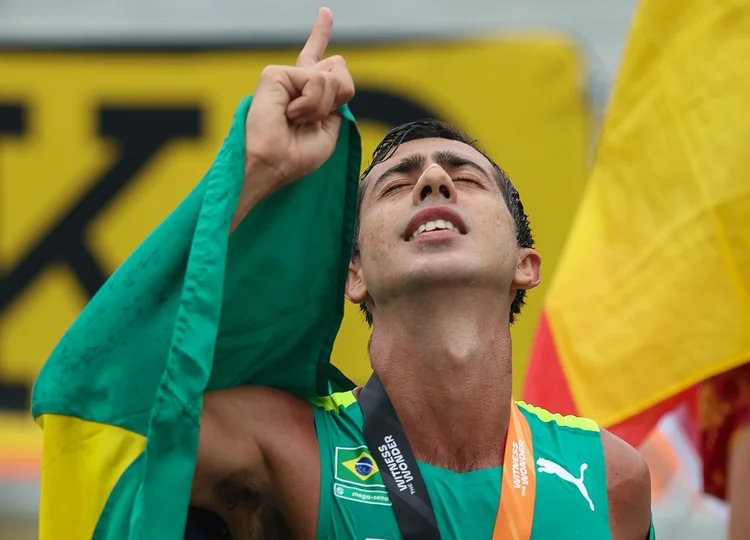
[31,97,361,539]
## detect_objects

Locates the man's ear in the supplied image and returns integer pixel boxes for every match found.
[345,257,368,304]
[513,248,542,290]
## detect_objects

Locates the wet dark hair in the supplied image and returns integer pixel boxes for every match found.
[353,119,534,326]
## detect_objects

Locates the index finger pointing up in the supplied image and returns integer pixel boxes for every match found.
[297,7,334,67]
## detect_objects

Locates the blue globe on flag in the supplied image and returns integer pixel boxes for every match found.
[355,456,374,477]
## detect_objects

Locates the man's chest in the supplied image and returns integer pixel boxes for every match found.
[309,397,612,539]
[316,447,611,540]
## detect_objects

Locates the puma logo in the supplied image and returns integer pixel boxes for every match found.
[536,457,595,511]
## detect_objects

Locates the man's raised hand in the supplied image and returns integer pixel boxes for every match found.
[240,8,355,210]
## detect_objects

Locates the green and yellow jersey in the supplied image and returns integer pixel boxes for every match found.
[311,392,655,540]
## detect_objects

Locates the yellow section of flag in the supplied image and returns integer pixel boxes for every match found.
[546,0,750,426]
[37,415,146,540]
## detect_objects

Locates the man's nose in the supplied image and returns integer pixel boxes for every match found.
[412,164,457,205]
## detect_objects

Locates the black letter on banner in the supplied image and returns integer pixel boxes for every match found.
[0,103,29,411]
[0,105,202,411]
[349,89,448,128]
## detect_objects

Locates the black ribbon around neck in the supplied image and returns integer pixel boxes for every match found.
[359,373,442,540]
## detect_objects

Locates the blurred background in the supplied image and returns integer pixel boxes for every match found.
[0,0,737,538]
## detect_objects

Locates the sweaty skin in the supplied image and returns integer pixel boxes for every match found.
[192,7,652,540]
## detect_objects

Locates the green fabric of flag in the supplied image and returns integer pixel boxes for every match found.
[31,95,361,540]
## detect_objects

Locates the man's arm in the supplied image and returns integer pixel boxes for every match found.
[728,425,750,540]
[192,388,266,511]
[601,427,653,540]
[190,386,320,539]
[192,386,309,508]
[32,10,355,540]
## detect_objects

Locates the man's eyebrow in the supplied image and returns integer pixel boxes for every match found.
[372,153,425,190]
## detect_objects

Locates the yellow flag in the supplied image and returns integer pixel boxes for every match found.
[536,0,750,428]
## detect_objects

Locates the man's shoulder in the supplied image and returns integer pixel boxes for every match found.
[600,427,652,540]
[202,385,316,438]
[516,400,600,433]
[516,401,652,538]
[309,389,358,413]
[204,384,311,409]
[203,385,363,433]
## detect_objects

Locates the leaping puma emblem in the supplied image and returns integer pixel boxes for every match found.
[536,457,595,511]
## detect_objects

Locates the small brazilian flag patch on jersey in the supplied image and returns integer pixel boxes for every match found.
[333,446,391,506]
[336,447,384,485]
[343,451,378,482]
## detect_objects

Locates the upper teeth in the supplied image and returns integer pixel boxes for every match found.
[412,219,456,238]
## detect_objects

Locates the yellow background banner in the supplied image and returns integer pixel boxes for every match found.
[0,36,590,478]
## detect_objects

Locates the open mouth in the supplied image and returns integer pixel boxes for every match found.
[411,219,458,239]
[404,206,468,241]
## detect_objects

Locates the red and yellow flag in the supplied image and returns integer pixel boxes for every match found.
[523,0,750,446]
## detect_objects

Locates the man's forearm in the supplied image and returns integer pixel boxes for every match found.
[230,156,284,234]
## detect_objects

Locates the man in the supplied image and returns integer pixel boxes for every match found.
[185,8,653,540]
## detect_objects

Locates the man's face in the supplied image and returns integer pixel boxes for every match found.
[347,137,538,315]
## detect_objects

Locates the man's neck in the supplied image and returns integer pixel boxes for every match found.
[368,289,514,472]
